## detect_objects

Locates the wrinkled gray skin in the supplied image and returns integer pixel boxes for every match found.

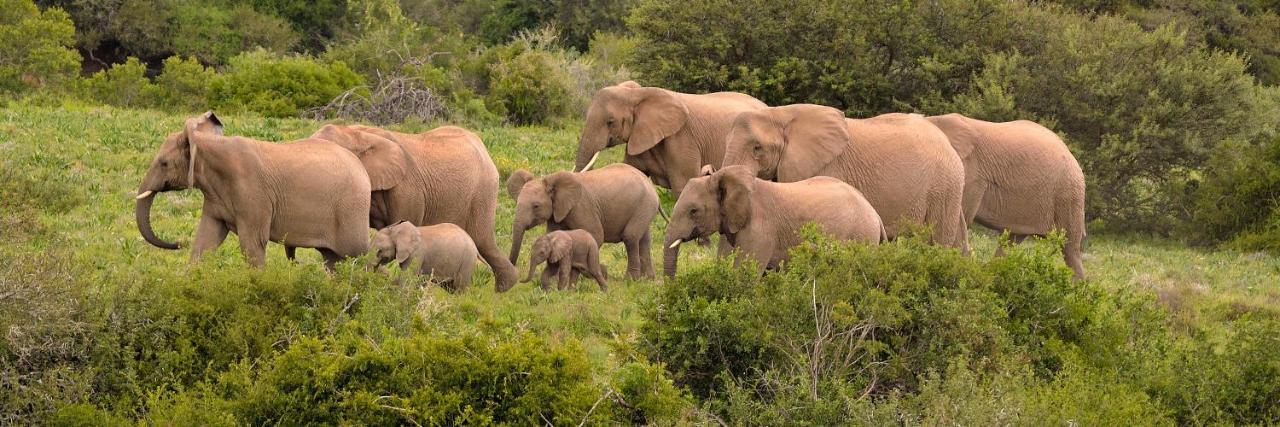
[522,229,608,291]
[664,165,882,278]
[927,113,1087,279]
[506,163,658,279]
[134,112,370,270]
[372,222,479,291]
[310,124,520,292]
[721,104,969,252]
[574,81,766,198]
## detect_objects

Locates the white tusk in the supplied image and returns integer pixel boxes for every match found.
[135,190,153,200]
[579,152,599,173]
[668,239,682,249]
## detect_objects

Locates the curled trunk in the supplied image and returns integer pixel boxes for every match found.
[135,194,180,249]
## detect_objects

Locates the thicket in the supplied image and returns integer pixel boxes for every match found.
[644,228,1280,424]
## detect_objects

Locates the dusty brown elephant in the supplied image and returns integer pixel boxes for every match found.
[522,229,609,291]
[664,165,882,277]
[372,221,480,291]
[506,163,658,279]
[574,81,767,197]
[134,112,371,269]
[310,124,520,291]
[926,113,1087,278]
[722,104,969,252]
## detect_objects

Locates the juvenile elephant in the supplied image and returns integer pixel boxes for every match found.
[506,163,658,279]
[926,113,1087,278]
[721,104,969,252]
[664,165,883,277]
[574,81,767,197]
[372,221,479,291]
[134,112,370,269]
[310,124,520,291]
[522,229,608,291]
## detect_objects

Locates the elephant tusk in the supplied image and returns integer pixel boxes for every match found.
[135,190,153,200]
[668,239,682,249]
[578,152,599,173]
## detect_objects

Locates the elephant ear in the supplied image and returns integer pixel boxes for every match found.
[550,233,572,263]
[312,125,409,191]
[181,111,225,186]
[544,171,583,222]
[927,114,977,160]
[628,88,688,156]
[391,222,422,265]
[777,105,851,182]
[506,169,535,199]
[717,166,755,234]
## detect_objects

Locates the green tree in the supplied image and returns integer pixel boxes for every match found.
[0,0,80,98]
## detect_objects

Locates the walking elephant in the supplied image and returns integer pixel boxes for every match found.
[372,221,480,291]
[664,165,883,277]
[926,113,1087,278]
[506,163,658,279]
[721,104,969,252]
[134,112,370,270]
[574,81,767,197]
[311,124,520,291]
[522,229,609,292]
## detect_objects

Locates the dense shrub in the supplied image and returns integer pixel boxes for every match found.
[152,56,216,111]
[477,0,635,50]
[210,49,362,117]
[1188,135,1280,252]
[76,57,158,108]
[0,0,80,98]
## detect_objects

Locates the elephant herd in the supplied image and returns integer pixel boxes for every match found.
[134,81,1086,293]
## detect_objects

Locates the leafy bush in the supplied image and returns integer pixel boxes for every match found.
[1147,315,1280,424]
[0,0,80,98]
[1188,135,1280,252]
[152,56,216,111]
[76,57,158,108]
[209,49,363,117]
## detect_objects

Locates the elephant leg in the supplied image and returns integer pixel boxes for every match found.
[925,190,970,254]
[557,261,572,291]
[588,248,608,291]
[235,224,270,268]
[566,269,580,291]
[624,237,643,279]
[1056,195,1087,280]
[285,245,298,262]
[189,214,229,264]
[994,233,1030,257]
[318,248,343,273]
[639,228,654,279]
[716,236,733,258]
[539,264,556,291]
[466,199,519,292]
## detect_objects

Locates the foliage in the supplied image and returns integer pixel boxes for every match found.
[0,0,80,98]
[476,0,635,51]
[1189,135,1280,252]
[152,56,217,111]
[76,57,158,108]
[210,49,363,117]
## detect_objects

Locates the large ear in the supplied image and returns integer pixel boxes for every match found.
[506,169,535,199]
[717,166,755,234]
[926,114,976,160]
[628,88,688,156]
[181,111,224,186]
[776,105,851,182]
[544,171,583,222]
[391,222,421,265]
[313,125,409,191]
[549,233,572,263]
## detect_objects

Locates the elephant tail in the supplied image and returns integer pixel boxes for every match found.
[657,205,670,224]
[475,254,491,269]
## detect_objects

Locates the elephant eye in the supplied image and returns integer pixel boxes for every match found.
[160,160,169,167]
[753,144,763,152]
[607,118,616,126]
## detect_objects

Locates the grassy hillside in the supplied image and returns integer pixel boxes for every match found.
[2,106,1278,422]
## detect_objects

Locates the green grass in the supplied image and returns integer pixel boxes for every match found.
[2,105,1278,419]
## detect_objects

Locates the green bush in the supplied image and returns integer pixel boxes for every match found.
[1188,135,1280,252]
[153,56,216,111]
[1151,315,1280,424]
[76,57,159,108]
[0,0,80,98]
[209,49,363,117]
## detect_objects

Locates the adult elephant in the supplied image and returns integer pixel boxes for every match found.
[311,124,520,291]
[574,81,767,196]
[722,104,969,251]
[927,113,1086,278]
[134,112,371,269]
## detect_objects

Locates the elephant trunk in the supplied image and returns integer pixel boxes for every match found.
[135,193,180,249]
[663,238,682,279]
[575,115,609,172]
[523,251,546,283]
[509,218,527,265]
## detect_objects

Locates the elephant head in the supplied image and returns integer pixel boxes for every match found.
[309,125,411,228]
[506,170,584,264]
[522,232,572,285]
[575,81,689,172]
[663,165,755,278]
[371,221,421,266]
[722,104,851,182]
[134,111,223,250]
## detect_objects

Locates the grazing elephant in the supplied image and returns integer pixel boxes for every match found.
[522,229,608,291]
[664,165,883,277]
[574,81,767,197]
[310,124,520,292]
[926,113,1087,278]
[721,104,969,252]
[134,112,370,269]
[506,163,658,279]
[372,222,480,291]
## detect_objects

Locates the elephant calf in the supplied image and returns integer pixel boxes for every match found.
[506,163,658,279]
[372,222,479,291]
[522,230,609,291]
[665,165,883,278]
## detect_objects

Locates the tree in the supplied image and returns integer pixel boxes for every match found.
[0,0,80,98]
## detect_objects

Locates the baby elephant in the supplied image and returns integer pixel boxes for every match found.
[372,222,479,291]
[522,230,609,291]
[664,165,883,278]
